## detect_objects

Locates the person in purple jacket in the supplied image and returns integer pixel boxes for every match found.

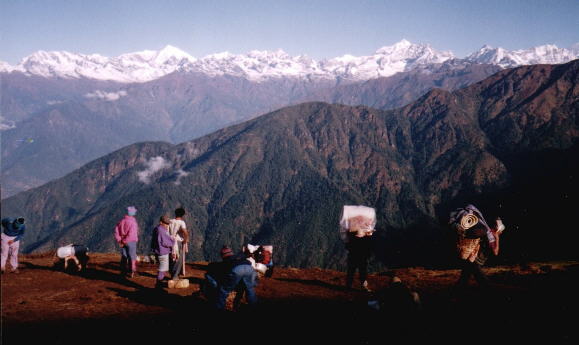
[151,215,175,290]
[114,206,140,278]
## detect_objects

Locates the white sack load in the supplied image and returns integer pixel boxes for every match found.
[56,244,75,258]
[246,244,259,253]
[254,263,268,275]
[168,279,190,289]
[246,244,273,274]
[339,205,377,242]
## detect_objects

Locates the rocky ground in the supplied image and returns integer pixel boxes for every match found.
[2,253,578,344]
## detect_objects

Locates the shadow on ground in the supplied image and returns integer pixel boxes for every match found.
[4,259,579,344]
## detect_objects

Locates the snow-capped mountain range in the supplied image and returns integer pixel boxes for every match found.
[466,44,578,68]
[1,39,578,83]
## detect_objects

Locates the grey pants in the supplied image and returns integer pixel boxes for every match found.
[170,243,185,279]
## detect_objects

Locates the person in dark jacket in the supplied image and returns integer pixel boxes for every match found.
[1,217,26,274]
[202,246,237,302]
[214,246,258,310]
[373,272,421,314]
[367,272,422,339]
[346,231,373,292]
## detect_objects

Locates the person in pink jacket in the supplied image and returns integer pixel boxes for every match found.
[114,206,140,278]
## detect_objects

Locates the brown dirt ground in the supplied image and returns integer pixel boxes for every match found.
[2,253,578,344]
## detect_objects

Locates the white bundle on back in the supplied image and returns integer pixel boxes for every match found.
[56,244,75,258]
[339,205,377,241]
[247,244,273,274]
[246,244,259,253]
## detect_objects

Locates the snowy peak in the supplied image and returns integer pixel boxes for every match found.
[1,45,198,82]
[466,44,578,68]
[3,39,455,82]
[188,48,323,80]
[16,50,110,79]
[374,38,448,59]
[2,40,578,83]
[322,40,454,80]
[376,40,454,65]
[0,60,16,73]
[119,45,196,66]
[156,45,196,64]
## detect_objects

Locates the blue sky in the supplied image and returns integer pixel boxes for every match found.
[1,0,578,64]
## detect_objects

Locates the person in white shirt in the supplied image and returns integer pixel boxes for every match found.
[168,207,189,280]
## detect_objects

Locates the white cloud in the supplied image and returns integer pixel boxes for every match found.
[0,116,16,131]
[137,156,170,184]
[47,100,65,105]
[84,90,127,101]
[173,169,190,185]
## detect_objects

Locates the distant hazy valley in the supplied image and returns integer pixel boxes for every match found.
[3,40,577,197]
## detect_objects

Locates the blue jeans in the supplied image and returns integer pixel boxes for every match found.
[202,273,219,301]
[120,241,137,273]
[215,264,257,310]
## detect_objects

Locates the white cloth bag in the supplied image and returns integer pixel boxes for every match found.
[339,205,377,242]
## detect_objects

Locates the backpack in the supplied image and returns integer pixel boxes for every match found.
[450,206,482,262]
[255,245,273,265]
[260,249,272,265]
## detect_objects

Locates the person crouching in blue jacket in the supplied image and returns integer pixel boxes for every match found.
[1,217,26,274]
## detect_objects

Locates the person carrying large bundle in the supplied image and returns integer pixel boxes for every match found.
[55,244,90,272]
[449,204,505,288]
[339,205,376,292]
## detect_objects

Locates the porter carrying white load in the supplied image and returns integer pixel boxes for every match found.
[339,205,377,242]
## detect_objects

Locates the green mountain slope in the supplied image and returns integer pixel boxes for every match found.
[2,61,577,269]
